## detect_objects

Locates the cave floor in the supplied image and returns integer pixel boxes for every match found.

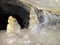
[0,30,60,45]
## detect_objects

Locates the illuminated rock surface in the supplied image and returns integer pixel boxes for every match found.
[0,27,60,45]
[20,0,60,15]
[6,16,21,36]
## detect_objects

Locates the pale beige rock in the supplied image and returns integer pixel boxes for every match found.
[20,0,60,15]
[6,16,21,35]
[29,7,38,30]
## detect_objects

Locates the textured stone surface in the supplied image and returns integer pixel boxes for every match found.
[29,7,39,30]
[0,27,60,45]
[6,16,21,35]
[20,0,60,15]
[0,0,60,45]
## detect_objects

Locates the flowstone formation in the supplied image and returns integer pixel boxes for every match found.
[29,7,60,32]
[6,16,21,35]
[29,7,60,45]
[29,7,40,33]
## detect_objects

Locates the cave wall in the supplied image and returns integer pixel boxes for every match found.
[0,3,30,30]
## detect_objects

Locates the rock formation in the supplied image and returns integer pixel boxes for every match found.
[6,16,21,35]
[0,0,60,45]
[20,0,60,15]
[29,7,40,33]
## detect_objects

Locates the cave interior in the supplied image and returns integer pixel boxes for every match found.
[0,3,30,30]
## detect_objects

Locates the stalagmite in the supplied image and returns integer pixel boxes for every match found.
[6,16,21,35]
[29,7,40,33]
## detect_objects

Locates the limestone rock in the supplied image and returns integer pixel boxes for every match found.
[29,7,40,33]
[6,16,21,35]
[20,0,60,15]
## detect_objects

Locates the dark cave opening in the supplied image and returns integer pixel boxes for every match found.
[0,3,30,30]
